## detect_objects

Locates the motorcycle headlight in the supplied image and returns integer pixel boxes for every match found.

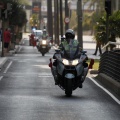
[62,59,79,66]
[42,40,47,45]
[72,59,79,65]
[63,59,69,65]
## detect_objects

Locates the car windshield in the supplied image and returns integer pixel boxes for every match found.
[63,39,78,60]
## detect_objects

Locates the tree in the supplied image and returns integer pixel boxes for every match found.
[82,0,105,34]
[94,10,120,50]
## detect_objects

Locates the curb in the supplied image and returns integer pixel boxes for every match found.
[94,73,120,97]
[89,69,98,74]
[9,45,20,55]
[0,57,8,69]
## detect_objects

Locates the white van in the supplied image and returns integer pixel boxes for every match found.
[33,30,43,41]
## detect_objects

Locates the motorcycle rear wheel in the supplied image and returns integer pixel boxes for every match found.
[65,79,72,97]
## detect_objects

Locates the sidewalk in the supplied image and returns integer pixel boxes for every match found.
[0,44,20,69]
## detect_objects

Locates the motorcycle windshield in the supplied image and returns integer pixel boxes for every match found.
[64,39,78,60]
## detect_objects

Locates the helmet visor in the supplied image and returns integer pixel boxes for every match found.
[66,33,73,39]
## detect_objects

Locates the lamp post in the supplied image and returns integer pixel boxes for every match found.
[77,0,83,49]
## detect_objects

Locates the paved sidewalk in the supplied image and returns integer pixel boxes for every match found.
[0,45,20,69]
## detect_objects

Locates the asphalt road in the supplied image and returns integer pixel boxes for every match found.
[0,39,119,120]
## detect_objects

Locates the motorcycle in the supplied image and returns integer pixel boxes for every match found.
[38,39,51,56]
[49,44,88,96]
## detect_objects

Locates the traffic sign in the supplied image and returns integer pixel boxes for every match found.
[64,17,70,23]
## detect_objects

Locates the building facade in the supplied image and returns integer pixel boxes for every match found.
[112,0,120,11]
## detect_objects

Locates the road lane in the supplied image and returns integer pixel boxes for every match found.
[0,42,119,120]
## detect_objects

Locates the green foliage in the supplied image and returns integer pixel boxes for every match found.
[69,10,77,31]
[94,10,120,44]
[29,14,39,27]
[94,15,106,45]
[0,0,27,28]
[109,10,120,38]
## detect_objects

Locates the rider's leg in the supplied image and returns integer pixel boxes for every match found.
[82,62,88,82]
[79,62,88,88]
[79,66,88,88]
[82,67,88,82]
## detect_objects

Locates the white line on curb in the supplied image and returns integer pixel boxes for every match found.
[89,77,120,105]
[3,61,13,73]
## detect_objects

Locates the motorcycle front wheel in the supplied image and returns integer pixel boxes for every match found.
[42,53,45,56]
[65,79,72,97]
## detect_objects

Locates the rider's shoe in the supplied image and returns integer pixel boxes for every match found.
[55,82,58,85]
[81,76,84,83]
[79,83,83,88]
[54,75,58,85]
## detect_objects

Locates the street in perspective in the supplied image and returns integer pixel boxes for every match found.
[0,34,119,120]
[0,0,120,120]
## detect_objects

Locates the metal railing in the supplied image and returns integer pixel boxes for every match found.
[99,50,120,82]
[102,41,120,52]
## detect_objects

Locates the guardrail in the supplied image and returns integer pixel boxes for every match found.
[99,50,120,82]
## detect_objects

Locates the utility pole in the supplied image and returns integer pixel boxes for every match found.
[65,0,69,30]
[105,0,111,44]
[47,0,53,42]
[56,0,59,45]
[1,20,4,57]
[77,0,83,49]
[54,0,57,44]
[60,0,63,37]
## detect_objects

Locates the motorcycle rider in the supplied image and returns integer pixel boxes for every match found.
[52,29,88,88]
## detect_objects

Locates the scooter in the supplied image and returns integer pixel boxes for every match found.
[49,47,88,97]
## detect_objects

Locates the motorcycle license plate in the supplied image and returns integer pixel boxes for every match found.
[42,46,46,48]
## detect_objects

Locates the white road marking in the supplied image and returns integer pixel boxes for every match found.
[0,76,3,81]
[33,65,50,69]
[89,77,120,105]
[38,73,53,77]
[3,61,13,73]
[18,46,22,52]
[38,75,53,78]
[38,73,52,76]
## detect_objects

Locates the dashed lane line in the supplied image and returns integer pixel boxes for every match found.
[3,61,13,73]
[0,76,3,81]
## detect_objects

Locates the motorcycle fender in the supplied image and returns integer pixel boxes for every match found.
[65,73,75,79]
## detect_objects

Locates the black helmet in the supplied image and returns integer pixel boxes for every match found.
[65,29,75,39]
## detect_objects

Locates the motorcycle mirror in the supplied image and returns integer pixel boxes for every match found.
[61,37,65,42]
[82,51,87,54]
